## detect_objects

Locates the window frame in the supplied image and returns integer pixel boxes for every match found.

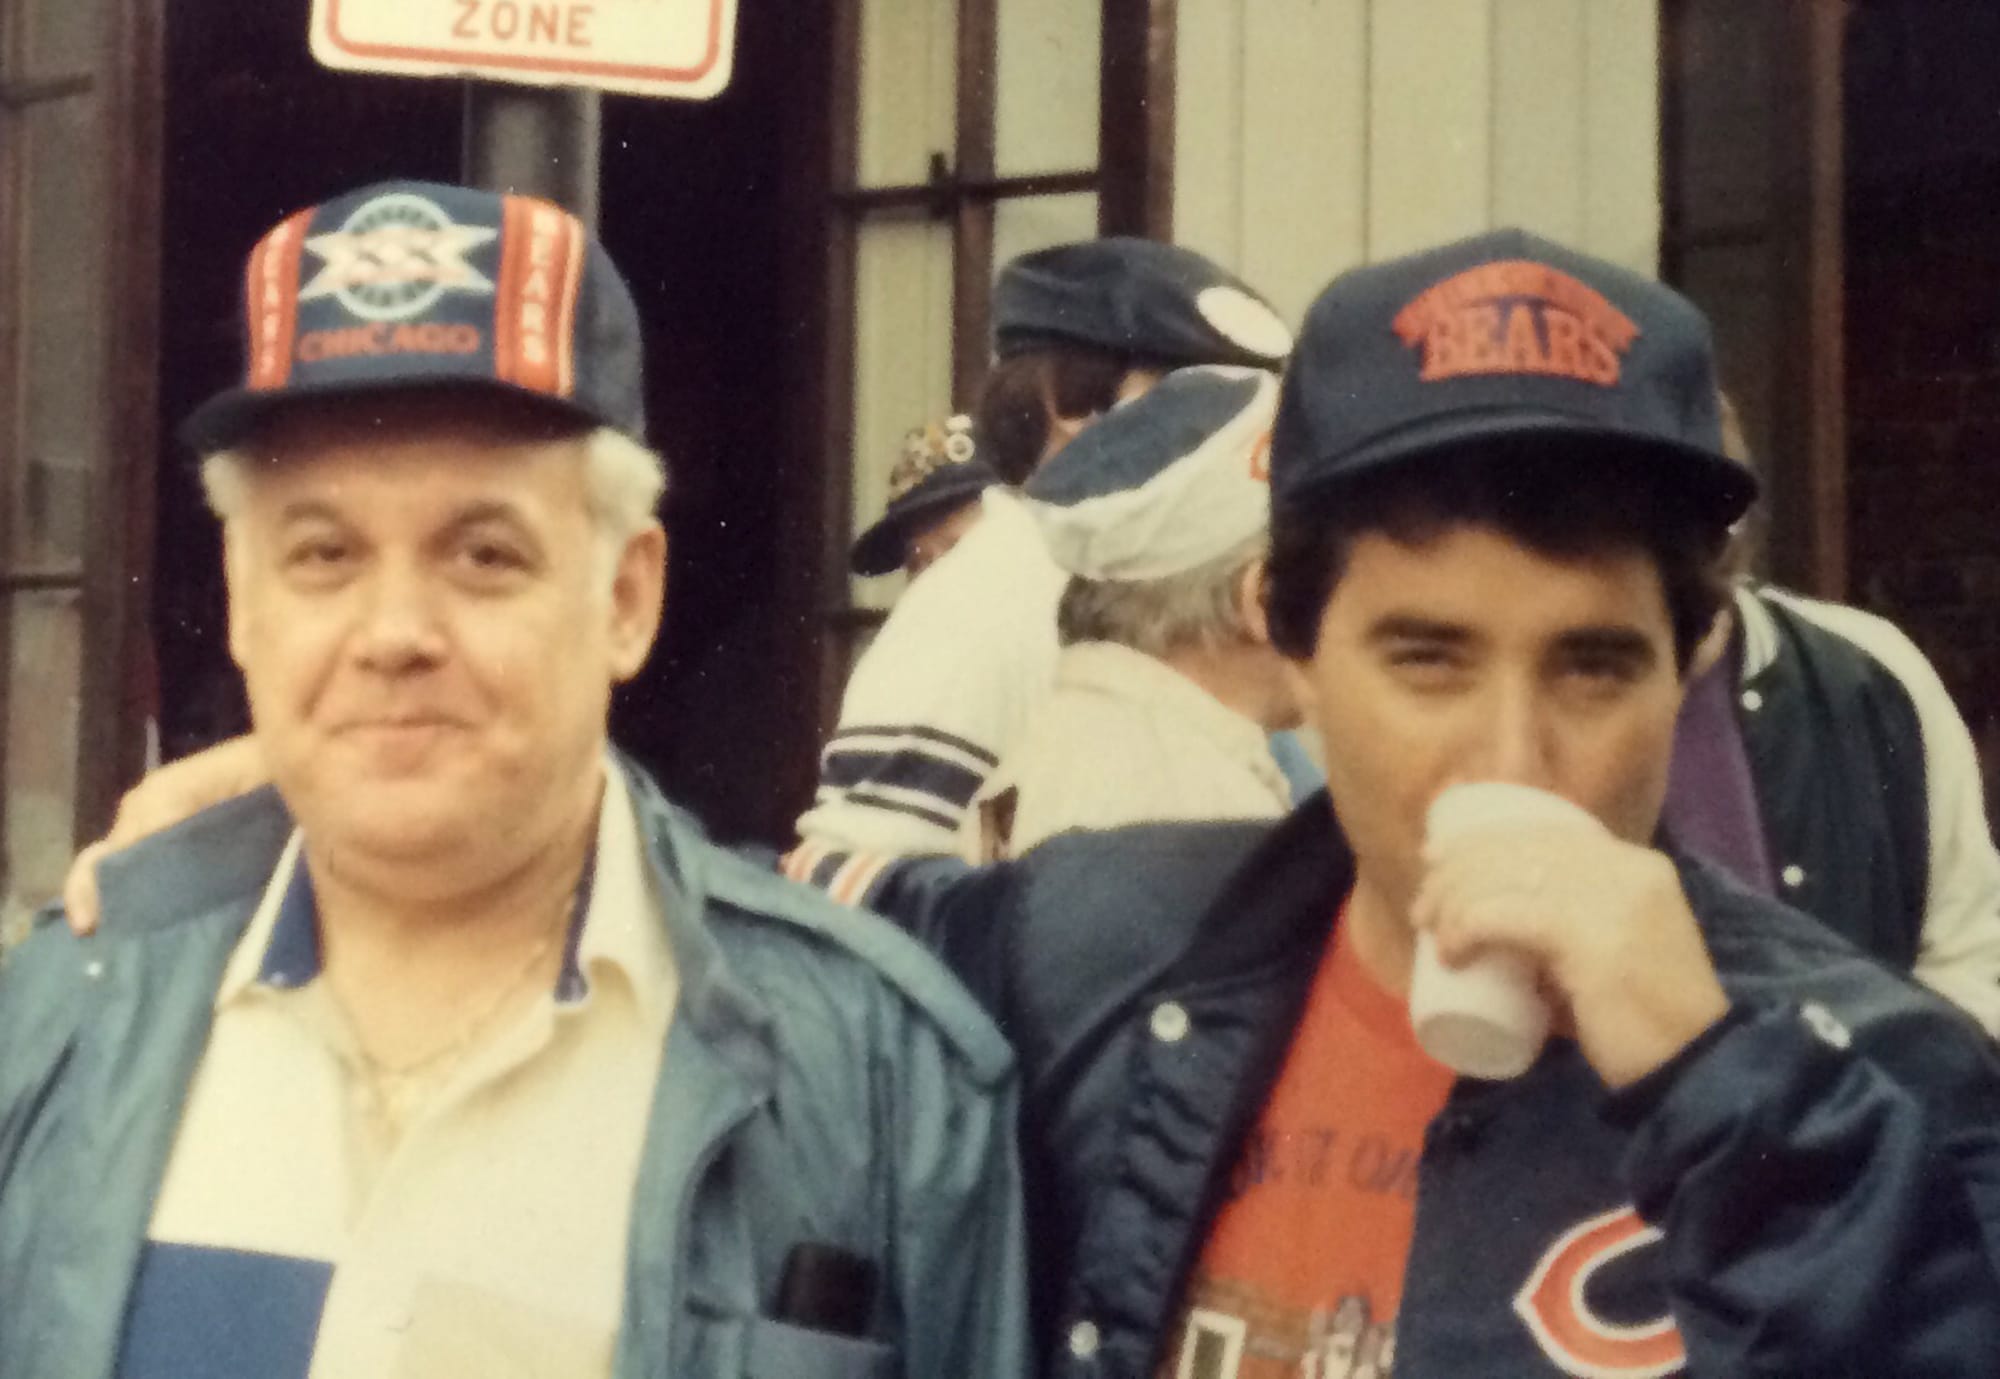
[1658,0,1847,598]
[0,0,162,909]
[813,0,1177,728]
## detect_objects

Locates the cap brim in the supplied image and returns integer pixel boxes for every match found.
[1277,407,1758,527]
[848,479,993,576]
[850,515,914,577]
[178,374,610,456]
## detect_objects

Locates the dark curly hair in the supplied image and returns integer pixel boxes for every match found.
[974,345,1180,484]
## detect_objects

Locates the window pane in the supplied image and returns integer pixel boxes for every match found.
[1665,0,1772,232]
[26,0,101,69]
[995,0,1102,176]
[2,588,82,943]
[9,90,104,569]
[857,0,958,188]
[850,217,955,609]
[993,192,1099,279]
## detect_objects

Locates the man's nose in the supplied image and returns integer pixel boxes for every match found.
[1462,677,1559,790]
[351,563,448,673]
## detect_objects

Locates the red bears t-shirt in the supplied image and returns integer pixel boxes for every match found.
[1159,912,1456,1379]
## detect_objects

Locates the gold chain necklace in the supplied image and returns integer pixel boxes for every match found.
[348,900,573,1128]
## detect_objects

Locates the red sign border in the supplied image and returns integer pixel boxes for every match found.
[323,0,729,84]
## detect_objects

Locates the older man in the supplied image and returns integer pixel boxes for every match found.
[0,180,1024,1379]
[980,365,1297,857]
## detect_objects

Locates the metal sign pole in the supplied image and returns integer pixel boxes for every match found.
[461,82,602,227]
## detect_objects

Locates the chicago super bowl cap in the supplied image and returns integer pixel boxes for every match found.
[1269,228,1757,523]
[993,238,1294,370]
[1023,365,1278,582]
[182,179,645,452]
[851,415,1000,576]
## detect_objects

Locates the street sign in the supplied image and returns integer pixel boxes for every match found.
[310,0,736,100]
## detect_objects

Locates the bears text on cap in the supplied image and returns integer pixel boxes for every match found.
[1392,260,1640,388]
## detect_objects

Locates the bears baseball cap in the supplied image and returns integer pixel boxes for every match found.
[1268,227,1757,524]
[851,415,1000,576]
[181,179,645,453]
[993,238,1294,371]
[1022,365,1277,582]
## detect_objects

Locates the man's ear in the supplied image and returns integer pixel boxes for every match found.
[1238,557,1273,647]
[1280,657,1318,721]
[608,522,668,682]
[1253,559,1321,715]
[1687,603,1735,681]
[221,528,253,673]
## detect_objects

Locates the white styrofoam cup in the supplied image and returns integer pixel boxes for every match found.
[1411,783,1604,1079]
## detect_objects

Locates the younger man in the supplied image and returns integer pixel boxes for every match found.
[884,230,2000,1376]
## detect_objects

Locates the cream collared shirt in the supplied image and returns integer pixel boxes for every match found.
[985,640,1293,858]
[137,761,675,1379]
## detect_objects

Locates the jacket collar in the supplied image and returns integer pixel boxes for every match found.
[609,754,778,1079]
[97,751,780,1082]
[1735,583,1780,680]
[1160,789,1356,988]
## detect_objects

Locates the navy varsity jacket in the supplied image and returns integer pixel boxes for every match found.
[868,796,2000,1378]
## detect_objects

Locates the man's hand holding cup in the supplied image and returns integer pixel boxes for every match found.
[1410,782,1731,1089]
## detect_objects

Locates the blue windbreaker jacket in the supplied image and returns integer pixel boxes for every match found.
[0,759,1029,1379]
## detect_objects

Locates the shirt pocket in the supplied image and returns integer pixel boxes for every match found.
[392,1277,616,1379]
[743,1316,896,1379]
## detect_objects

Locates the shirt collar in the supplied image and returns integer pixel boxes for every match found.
[562,758,677,1033]
[216,756,676,1035]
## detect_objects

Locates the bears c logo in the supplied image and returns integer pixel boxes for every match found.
[1514,1207,1686,1378]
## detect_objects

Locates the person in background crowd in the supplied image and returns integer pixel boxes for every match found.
[1,179,1026,1379]
[794,238,1295,865]
[849,414,998,582]
[1660,394,2000,1034]
[975,366,1296,859]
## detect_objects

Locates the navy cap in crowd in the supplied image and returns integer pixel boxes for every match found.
[1268,228,1757,524]
[1022,366,1278,582]
[994,238,1294,371]
[183,179,646,453]
[851,415,1001,576]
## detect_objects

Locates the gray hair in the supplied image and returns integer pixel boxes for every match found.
[202,426,667,583]
[1056,533,1266,659]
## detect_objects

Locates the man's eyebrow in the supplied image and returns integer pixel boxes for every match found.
[1365,614,1475,645]
[274,499,349,527]
[440,500,535,531]
[1552,625,1659,663]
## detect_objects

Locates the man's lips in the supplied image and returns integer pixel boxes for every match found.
[331,715,468,735]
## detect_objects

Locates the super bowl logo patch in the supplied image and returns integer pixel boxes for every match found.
[300,191,499,323]
[1392,261,1639,388]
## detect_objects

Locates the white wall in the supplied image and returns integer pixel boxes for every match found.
[1175,0,1662,325]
